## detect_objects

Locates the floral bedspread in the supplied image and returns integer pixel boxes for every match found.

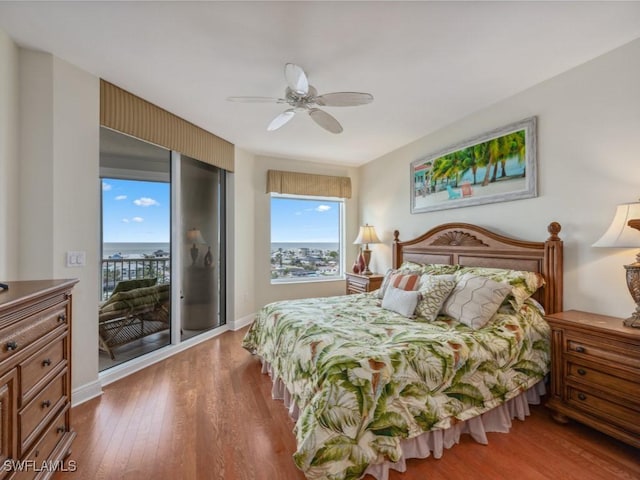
[241,292,550,480]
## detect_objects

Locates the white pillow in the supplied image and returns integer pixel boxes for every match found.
[441,273,511,328]
[414,274,457,322]
[382,285,420,318]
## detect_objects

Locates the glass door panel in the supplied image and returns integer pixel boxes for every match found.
[180,155,225,338]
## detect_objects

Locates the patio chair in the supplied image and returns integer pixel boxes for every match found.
[460,182,473,197]
[446,185,461,199]
[98,279,170,359]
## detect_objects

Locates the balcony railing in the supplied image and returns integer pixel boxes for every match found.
[101,257,171,301]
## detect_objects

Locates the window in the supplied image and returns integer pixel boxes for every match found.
[270,194,344,282]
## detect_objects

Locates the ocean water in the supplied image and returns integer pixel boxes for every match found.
[271,242,339,252]
[103,242,170,259]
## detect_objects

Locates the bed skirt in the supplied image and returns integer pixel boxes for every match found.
[261,360,546,480]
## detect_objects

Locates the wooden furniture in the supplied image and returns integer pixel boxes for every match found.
[345,273,383,295]
[0,279,77,479]
[393,221,564,314]
[545,310,640,448]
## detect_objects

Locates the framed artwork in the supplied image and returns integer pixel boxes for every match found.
[411,117,537,214]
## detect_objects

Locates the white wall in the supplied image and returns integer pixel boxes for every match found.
[17,49,101,393]
[0,30,19,279]
[360,38,640,319]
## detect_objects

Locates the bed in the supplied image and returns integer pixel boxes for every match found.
[242,222,563,480]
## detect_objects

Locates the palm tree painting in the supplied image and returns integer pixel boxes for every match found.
[411,117,537,214]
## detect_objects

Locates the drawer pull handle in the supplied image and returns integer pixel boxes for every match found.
[578,393,587,401]
[42,358,52,367]
[575,346,585,353]
[41,400,51,409]
[58,313,67,322]
[577,368,587,376]
[6,341,17,351]
[56,426,65,434]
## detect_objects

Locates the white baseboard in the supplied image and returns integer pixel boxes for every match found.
[72,379,103,407]
[231,313,255,330]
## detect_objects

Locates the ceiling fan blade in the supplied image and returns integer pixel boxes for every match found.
[227,96,285,103]
[284,63,309,96]
[315,92,374,107]
[267,109,296,131]
[308,108,343,134]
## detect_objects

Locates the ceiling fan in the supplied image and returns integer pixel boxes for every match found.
[227,63,373,134]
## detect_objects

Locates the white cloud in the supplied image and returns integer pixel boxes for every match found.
[133,197,159,207]
[132,217,144,223]
[102,182,112,191]
[115,195,127,201]
[315,205,331,212]
[121,218,130,223]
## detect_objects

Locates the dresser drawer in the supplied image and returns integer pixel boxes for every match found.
[566,360,640,401]
[18,370,67,455]
[12,407,69,480]
[19,335,67,405]
[565,332,639,370]
[567,386,640,435]
[0,305,68,365]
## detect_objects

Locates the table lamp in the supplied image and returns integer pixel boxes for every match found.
[186,228,206,266]
[353,224,381,276]
[593,201,640,327]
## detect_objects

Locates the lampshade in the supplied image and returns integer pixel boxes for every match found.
[186,228,206,244]
[593,202,640,248]
[353,224,381,246]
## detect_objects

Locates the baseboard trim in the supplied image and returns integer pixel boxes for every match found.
[72,379,103,407]
[231,313,254,330]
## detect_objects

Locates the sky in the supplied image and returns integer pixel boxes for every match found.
[271,197,340,243]
[102,178,170,243]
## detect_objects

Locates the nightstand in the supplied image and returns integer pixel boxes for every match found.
[345,273,383,295]
[545,310,640,448]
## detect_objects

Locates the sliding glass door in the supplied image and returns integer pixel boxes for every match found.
[179,155,226,339]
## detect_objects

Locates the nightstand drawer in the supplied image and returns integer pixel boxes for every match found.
[565,333,639,370]
[567,386,640,435]
[566,360,640,400]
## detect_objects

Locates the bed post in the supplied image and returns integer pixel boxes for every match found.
[544,222,563,314]
[392,230,401,269]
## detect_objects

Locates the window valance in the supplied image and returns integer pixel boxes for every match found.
[266,169,352,199]
[100,80,234,172]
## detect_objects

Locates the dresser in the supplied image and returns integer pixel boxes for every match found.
[345,273,383,295]
[0,279,77,479]
[545,310,640,448]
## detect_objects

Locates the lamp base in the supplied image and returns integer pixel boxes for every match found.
[362,248,372,276]
[623,260,640,328]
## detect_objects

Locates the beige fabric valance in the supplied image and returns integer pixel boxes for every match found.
[100,80,234,172]
[266,169,352,199]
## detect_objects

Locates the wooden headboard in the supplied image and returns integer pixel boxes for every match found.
[392,222,563,314]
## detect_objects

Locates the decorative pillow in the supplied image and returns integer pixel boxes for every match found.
[377,271,421,298]
[399,261,460,276]
[111,277,158,294]
[441,273,512,328]
[455,266,545,310]
[382,285,420,318]
[414,274,457,322]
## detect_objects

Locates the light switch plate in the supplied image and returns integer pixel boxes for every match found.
[66,251,86,267]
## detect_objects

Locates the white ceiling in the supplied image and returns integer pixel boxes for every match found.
[1,1,640,166]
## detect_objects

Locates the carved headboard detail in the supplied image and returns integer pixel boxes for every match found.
[393,222,564,314]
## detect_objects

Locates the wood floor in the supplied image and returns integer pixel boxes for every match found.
[56,328,639,480]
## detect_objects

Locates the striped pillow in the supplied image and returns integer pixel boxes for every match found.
[390,273,421,291]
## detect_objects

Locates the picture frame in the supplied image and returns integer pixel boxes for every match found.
[411,117,537,214]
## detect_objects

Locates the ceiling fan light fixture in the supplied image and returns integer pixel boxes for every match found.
[228,63,373,134]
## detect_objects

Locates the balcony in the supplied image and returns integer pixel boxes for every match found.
[101,257,171,301]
